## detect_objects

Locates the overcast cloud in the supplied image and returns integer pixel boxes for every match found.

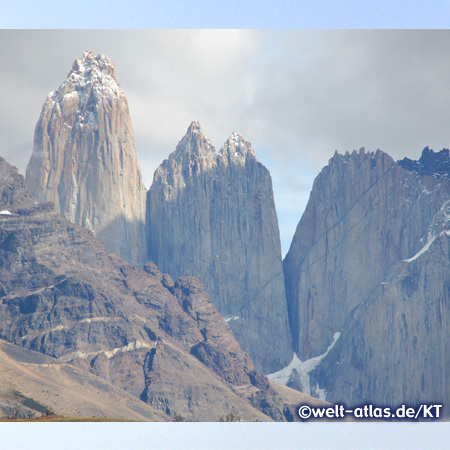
[1,30,450,253]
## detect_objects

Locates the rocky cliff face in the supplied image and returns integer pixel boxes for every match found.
[0,156,306,421]
[284,147,450,412]
[313,235,450,410]
[25,51,147,267]
[147,122,292,373]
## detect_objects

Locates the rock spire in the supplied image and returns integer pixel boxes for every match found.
[146,122,293,373]
[25,50,147,266]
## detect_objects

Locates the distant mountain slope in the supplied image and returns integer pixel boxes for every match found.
[0,339,166,421]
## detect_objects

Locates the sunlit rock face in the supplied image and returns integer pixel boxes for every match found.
[284,147,450,412]
[147,121,293,373]
[26,51,147,267]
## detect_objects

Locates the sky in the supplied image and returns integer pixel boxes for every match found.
[1,0,450,28]
[2,29,450,253]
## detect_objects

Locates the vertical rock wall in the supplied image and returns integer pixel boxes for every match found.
[284,147,450,410]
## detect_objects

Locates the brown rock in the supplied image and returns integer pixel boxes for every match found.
[0,156,303,421]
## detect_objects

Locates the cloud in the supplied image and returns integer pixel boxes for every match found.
[243,31,450,171]
[1,30,450,252]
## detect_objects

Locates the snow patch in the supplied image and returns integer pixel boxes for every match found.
[267,332,341,399]
[404,229,450,263]
[404,199,450,263]
[267,353,303,386]
[229,132,243,144]
[403,236,436,262]
[224,315,240,323]
[0,210,12,215]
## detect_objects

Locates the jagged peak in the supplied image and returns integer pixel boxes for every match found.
[186,120,203,136]
[228,131,245,143]
[49,51,122,106]
[398,147,450,179]
[69,50,118,83]
[329,147,392,166]
[182,120,213,146]
[220,131,256,166]
[173,121,215,159]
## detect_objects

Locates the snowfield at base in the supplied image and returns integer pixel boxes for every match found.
[267,332,341,400]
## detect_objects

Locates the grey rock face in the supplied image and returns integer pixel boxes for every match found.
[25,51,147,267]
[147,121,292,373]
[313,236,450,410]
[284,147,450,412]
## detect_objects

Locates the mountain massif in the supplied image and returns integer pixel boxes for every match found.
[284,147,450,411]
[25,51,293,376]
[5,50,450,420]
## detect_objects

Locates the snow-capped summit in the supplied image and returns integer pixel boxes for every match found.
[25,51,147,267]
[52,50,122,108]
[220,131,256,166]
[71,50,118,80]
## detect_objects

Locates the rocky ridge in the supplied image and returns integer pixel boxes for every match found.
[0,339,167,421]
[147,121,293,374]
[0,156,308,421]
[25,50,147,267]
